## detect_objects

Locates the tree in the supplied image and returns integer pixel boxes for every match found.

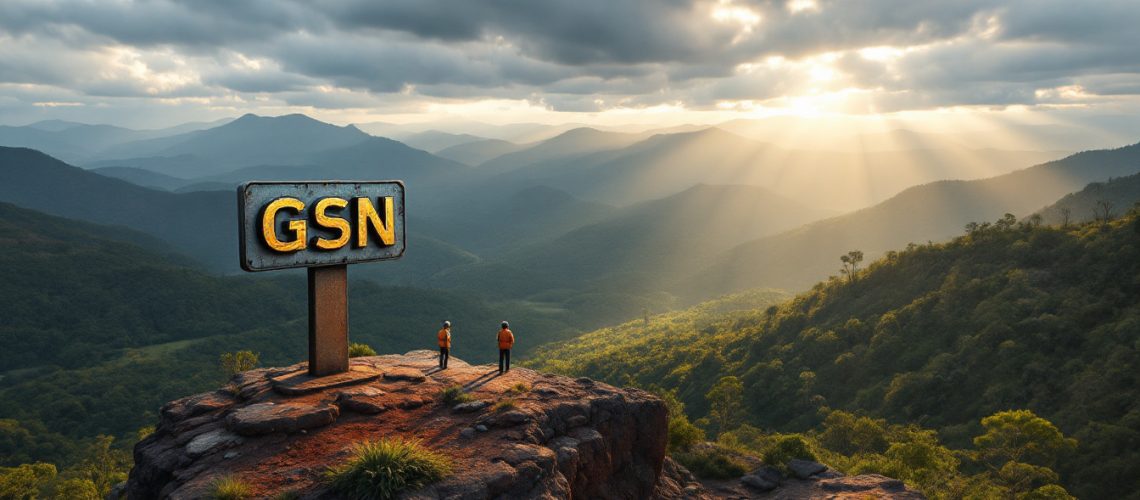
[1059,208,1071,228]
[1093,199,1115,225]
[0,462,56,499]
[973,410,1076,468]
[995,213,1018,231]
[1027,214,1043,228]
[219,350,259,378]
[656,389,704,452]
[66,435,130,497]
[706,376,744,437]
[839,250,864,284]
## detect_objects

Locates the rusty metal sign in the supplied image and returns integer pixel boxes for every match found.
[237,181,406,272]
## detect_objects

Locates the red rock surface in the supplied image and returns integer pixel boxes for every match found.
[127,350,922,499]
[127,350,667,499]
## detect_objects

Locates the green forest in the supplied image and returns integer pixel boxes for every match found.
[0,202,581,498]
[531,210,1140,499]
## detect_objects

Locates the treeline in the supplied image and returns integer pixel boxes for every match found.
[531,209,1140,498]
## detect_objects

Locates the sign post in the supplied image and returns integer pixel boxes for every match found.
[237,181,406,376]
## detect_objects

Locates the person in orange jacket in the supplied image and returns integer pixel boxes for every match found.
[497,321,515,374]
[437,320,452,369]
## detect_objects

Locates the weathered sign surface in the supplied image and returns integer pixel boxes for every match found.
[237,181,406,272]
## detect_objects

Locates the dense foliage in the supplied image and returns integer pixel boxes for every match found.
[532,211,1140,498]
[0,202,579,479]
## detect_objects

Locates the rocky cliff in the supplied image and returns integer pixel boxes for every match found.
[126,350,921,499]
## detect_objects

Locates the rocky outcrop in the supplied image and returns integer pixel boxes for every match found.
[660,457,925,499]
[127,350,667,499]
[127,350,920,499]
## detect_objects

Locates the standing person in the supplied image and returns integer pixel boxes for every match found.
[497,321,514,374]
[437,320,451,369]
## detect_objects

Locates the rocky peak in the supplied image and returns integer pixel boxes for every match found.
[126,350,922,499]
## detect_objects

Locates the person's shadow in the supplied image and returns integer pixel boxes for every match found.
[462,369,501,390]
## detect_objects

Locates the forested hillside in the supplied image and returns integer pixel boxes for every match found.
[1037,172,1140,225]
[690,141,1140,297]
[532,210,1140,499]
[0,203,579,472]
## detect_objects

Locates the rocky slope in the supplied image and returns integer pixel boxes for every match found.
[126,351,921,499]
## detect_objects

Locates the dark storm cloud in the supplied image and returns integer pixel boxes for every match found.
[0,0,1137,116]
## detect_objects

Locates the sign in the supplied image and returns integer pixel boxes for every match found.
[237,181,406,271]
[236,181,406,377]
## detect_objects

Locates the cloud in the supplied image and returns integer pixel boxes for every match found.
[0,0,1137,125]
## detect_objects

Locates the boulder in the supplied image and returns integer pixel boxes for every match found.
[225,402,339,436]
[788,458,828,479]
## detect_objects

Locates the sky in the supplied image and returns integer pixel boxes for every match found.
[1,0,1139,131]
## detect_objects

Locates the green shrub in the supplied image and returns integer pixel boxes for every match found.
[674,445,748,479]
[668,415,704,453]
[439,385,474,405]
[210,475,252,500]
[219,351,259,377]
[762,434,817,471]
[348,343,377,357]
[325,438,452,500]
[491,399,517,412]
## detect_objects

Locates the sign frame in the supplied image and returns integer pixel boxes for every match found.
[236,180,406,272]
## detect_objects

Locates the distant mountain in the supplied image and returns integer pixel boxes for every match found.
[435,138,529,166]
[1,120,229,164]
[1036,172,1140,225]
[689,141,1140,298]
[117,113,371,176]
[193,136,469,203]
[0,125,91,163]
[0,147,237,270]
[433,184,835,297]
[355,120,583,144]
[23,119,88,132]
[91,166,190,191]
[0,146,473,275]
[398,130,486,152]
[477,127,647,172]
[412,185,616,254]
[495,127,1063,210]
[83,154,213,179]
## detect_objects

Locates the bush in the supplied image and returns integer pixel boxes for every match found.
[492,399,518,412]
[439,386,474,405]
[325,438,452,500]
[219,351,259,377]
[762,434,817,470]
[348,343,377,357]
[668,416,704,453]
[210,475,252,500]
[674,445,749,479]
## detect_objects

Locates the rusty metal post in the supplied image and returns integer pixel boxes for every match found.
[308,264,349,376]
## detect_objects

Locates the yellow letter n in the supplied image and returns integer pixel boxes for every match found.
[356,196,395,247]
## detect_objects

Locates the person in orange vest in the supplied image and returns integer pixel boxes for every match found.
[497,321,515,374]
[437,320,451,369]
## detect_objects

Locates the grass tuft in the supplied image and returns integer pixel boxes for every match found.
[325,438,452,500]
[439,385,475,405]
[491,398,518,412]
[348,342,377,357]
[210,475,253,500]
[506,383,530,394]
